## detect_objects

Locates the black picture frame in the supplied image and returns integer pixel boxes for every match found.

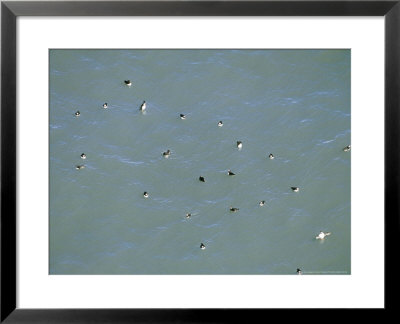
[1,0,398,322]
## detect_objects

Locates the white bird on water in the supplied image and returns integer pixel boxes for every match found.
[315,231,331,240]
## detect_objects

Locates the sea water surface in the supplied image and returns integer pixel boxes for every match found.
[49,49,350,274]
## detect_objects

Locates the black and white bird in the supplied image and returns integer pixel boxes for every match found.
[259,200,265,206]
[180,114,186,120]
[343,145,351,152]
[227,170,235,176]
[139,101,146,111]
[199,176,205,182]
[143,192,149,198]
[124,80,132,86]
[103,103,108,109]
[162,150,171,158]
[229,207,239,212]
[74,111,80,117]
[75,165,85,170]
[80,153,86,160]
[200,243,206,250]
[237,141,243,149]
[218,121,223,127]
[268,153,274,160]
[291,187,300,193]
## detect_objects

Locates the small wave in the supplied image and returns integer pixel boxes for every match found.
[307,90,335,97]
[317,130,350,146]
[119,158,145,166]
[116,241,135,251]
[156,226,168,231]
[204,200,218,205]
[87,120,103,126]
[99,154,145,166]
[58,256,83,266]
[72,136,87,141]
[153,197,173,204]
[50,69,67,76]
[195,223,220,229]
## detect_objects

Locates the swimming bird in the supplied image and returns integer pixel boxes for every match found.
[74,111,80,117]
[75,165,85,170]
[124,80,132,86]
[343,145,351,152]
[162,150,171,158]
[200,243,206,250]
[139,101,146,111]
[297,268,302,275]
[291,187,299,192]
[185,213,191,219]
[80,153,86,160]
[259,200,265,206]
[237,141,243,149]
[229,207,239,212]
[227,169,235,176]
[315,231,331,240]
[103,103,108,109]
[199,176,205,182]
[268,153,274,160]
[143,192,149,198]
[218,121,223,127]
[180,114,186,120]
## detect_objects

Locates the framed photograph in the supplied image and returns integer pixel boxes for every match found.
[1,0,398,321]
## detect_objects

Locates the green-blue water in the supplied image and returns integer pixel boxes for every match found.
[49,49,350,274]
